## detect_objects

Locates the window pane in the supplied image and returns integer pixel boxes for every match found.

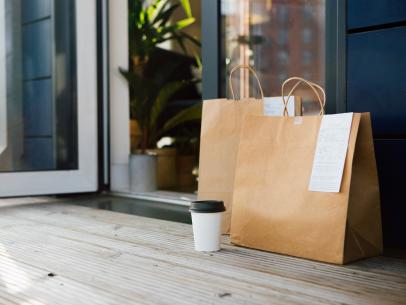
[0,0,77,172]
[221,0,326,114]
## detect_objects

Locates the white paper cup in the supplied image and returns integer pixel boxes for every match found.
[190,201,225,252]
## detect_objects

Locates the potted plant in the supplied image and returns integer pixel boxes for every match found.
[121,0,201,193]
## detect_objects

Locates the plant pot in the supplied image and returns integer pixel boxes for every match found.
[176,155,197,192]
[148,148,178,190]
[129,119,142,154]
[129,153,157,193]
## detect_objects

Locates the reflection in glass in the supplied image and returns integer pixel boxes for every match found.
[221,0,326,113]
[0,0,77,172]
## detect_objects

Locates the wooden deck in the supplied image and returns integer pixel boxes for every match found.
[0,202,405,305]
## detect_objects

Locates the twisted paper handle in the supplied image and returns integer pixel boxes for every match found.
[281,77,325,116]
[229,64,264,100]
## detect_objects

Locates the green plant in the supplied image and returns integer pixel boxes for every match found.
[120,66,201,153]
[129,0,200,66]
[121,0,202,154]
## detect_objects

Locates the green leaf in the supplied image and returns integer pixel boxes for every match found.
[173,33,188,54]
[146,0,162,21]
[152,3,179,26]
[119,67,156,128]
[174,17,195,30]
[149,80,187,129]
[161,102,202,135]
[180,31,201,47]
[158,17,195,37]
[192,51,202,71]
[180,0,192,17]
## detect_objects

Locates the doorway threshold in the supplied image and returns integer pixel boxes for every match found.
[109,190,196,207]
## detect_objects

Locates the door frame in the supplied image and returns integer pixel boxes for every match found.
[0,0,98,197]
[0,0,6,157]
[108,0,130,193]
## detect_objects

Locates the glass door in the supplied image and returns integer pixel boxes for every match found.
[222,0,326,114]
[0,0,98,196]
[202,0,345,113]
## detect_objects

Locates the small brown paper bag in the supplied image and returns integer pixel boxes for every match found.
[197,65,264,233]
[230,77,383,264]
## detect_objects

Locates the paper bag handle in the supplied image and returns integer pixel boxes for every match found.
[229,64,264,100]
[281,77,326,116]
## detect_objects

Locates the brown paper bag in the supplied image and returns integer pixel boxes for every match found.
[197,65,264,233]
[230,77,383,264]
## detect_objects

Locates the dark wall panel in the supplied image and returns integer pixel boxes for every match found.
[348,0,406,30]
[374,139,406,249]
[347,26,406,136]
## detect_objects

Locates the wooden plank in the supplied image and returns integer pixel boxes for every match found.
[0,216,332,305]
[0,203,405,305]
[8,203,406,279]
[3,205,406,292]
[0,196,62,208]
[0,245,140,305]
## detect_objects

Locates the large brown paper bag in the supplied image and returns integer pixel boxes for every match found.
[230,77,383,264]
[197,65,264,233]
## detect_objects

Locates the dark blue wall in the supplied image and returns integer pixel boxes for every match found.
[348,0,406,30]
[347,0,406,249]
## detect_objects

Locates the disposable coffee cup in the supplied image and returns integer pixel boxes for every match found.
[190,200,226,252]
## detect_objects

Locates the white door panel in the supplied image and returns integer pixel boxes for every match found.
[0,0,98,196]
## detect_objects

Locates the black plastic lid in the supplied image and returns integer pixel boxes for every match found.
[189,200,226,213]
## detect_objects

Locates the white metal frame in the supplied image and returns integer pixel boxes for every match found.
[109,0,130,192]
[0,0,7,156]
[0,0,98,197]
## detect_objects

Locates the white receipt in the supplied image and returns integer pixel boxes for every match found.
[309,113,354,192]
[264,96,295,117]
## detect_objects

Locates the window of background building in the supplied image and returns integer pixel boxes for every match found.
[302,50,313,65]
[302,28,312,44]
[278,29,289,45]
